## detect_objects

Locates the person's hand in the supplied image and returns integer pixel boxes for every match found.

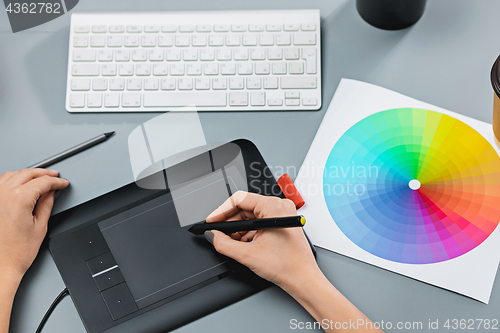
[205,191,320,290]
[0,169,69,282]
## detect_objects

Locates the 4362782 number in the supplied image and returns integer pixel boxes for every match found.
[5,2,61,14]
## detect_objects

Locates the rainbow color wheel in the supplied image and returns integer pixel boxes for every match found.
[323,108,500,264]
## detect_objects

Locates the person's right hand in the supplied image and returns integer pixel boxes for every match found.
[205,191,320,291]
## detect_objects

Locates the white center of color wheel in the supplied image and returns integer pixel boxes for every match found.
[409,179,421,190]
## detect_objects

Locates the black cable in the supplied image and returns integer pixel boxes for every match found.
[35,288,69,333]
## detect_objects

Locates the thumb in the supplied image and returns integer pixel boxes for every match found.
[208,230,251,265]
[33,191,55,231]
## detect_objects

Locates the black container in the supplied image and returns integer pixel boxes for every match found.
[357,0,427,30]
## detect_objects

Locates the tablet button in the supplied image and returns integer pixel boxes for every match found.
[94,267,124,291]
[86,252,117,276]
[101,283,138,321]
[74,225,109,260]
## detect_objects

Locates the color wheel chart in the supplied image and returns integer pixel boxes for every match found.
[323,108,500,264]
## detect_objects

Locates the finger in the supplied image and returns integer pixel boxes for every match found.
[22,176,69,198]
[0,171,15,185]
[206,191,267,222]
[225,210,256,221]
[33,191,55,233]
[5,168,59,187]
[240,230,257,242]
[211,230,251,265]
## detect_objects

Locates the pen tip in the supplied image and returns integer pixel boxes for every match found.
[104,131,115,138]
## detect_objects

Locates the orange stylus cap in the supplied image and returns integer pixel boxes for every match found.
[277,173,305,209]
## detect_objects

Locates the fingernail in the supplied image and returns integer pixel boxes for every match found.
[50,170,59,174]
[204,230,214,245]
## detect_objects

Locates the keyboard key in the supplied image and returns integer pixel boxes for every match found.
[259,34,274,46]
[187,63,202,75]
[166,49,181,61]
[70,93,85,107]
[183,49,198,61]
[170,63,184,75]
[272,62,286,74]
[284,24,299,31]
[209,35,224,46]
[104,93,120,107]
[214,24,229,32]
[161,78,176,90]
[179,25,195,32]
[212,77,227,89]
[192,35,207,46]
[276,33,291,46]
[217,49,232,61]
[301,23,316,31]
[197,24,212,32]
[247,77,261,89]
[158,35,173,47]
[162,25,177,33]
[127,78,142,90]
[229,92,248,106]
[250,48,266,60]
[234,48,248,60]
[92,78,107,90]
[72,64,99,76]
[285,91,300,99]
[92,25,107,33]
[249,24,264,32]
[200,49,215,61]
[144,78,159,90]
[142,35,156,47]
[293,33,316,45]
[175,35,190,47]
[302,47,317,74]
[109,79,124,90]
[266,24,281,32]
[127,25,142,33]
[255,62,270,75]
[268,48,283,60]
[74,25,89,33]
[122,93,141,106]
[284,47,299,60]
[204,63,218,75]
[195,77,210,90]
[144,25,160,33]
[123,35,141,48]
[226,35,241,46]
[153,64,168,75]
[243,34,258,46]
[71,79,90,91]
[107,35,122,47]
[178,78,192,90]
[238,63,253,75]
[268,98,283,106]
[87,93,102,107]
[229,77,244,89]
[285,98,300,106]
[98,50,113,61]
[91,35,106,47]
[250,91,265,106]
[302,98,317,106]
[118,64,133,76]
[232,24,246,32]
[135,64,151,75]
[144,92,227,106]
[281,76,316,89]
[289,61,304,74]
[109,25,125,33]
[149,49,164,61]
[132,50,147,61]
[102,64,117,76]
[73,50,96,62]
[263,77,278,89]
[73,35,88,47]
[115,50,130,61]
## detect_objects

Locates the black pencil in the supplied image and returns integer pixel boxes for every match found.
[188,216,306,235]
[28,132,115,169]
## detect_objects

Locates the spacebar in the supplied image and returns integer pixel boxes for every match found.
[143,92,227,107]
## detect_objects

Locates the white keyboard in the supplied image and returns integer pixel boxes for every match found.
[65,10,321,113]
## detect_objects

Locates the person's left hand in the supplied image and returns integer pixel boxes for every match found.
[0,169,69,282]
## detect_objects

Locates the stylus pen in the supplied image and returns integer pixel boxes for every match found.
[188,216,306,235]
[28,132,115,169]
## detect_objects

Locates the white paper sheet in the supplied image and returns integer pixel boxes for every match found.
[294,79,500,304]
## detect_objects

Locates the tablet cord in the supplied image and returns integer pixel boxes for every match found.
[35,288,69,333]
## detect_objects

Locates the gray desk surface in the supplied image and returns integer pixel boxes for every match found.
[1,0,500,332]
